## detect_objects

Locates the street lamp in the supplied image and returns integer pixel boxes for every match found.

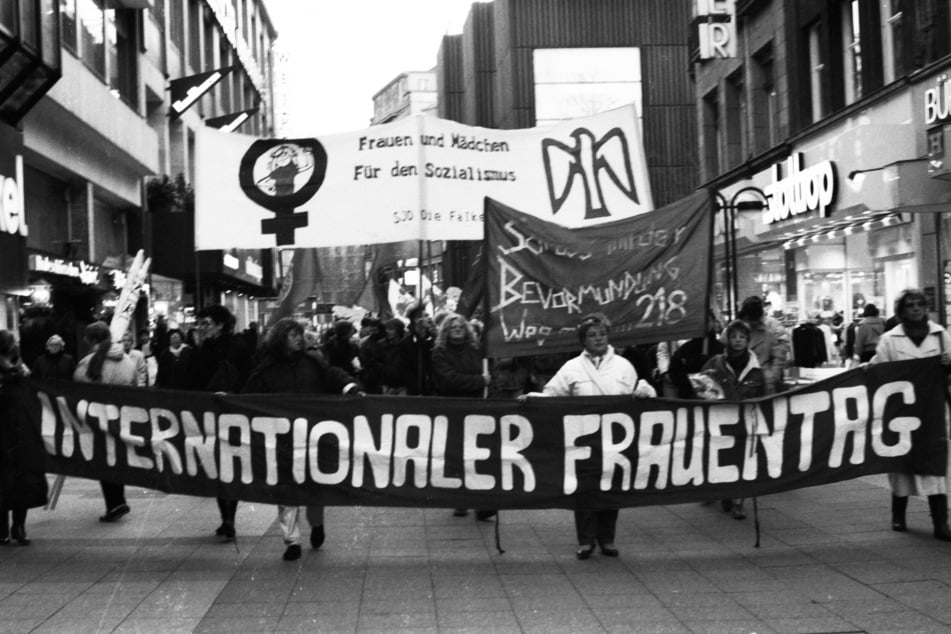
[715,186,770,320]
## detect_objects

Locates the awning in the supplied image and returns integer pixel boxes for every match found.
[780,211,905,250]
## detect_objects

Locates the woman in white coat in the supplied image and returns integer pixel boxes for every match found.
[526,313,656,560]
[870,289,951,541]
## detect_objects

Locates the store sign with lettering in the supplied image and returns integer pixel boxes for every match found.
[763,154,837,225]
[924,77,951,125]
[0,155,28,237]
[696,0,737,59]
[29,255,100,285]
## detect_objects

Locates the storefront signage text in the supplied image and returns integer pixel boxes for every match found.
[924,76,951,125]
[696,0,737,59]
[30,254,100,285]
[0,155,28,237]
[763,154,836,225]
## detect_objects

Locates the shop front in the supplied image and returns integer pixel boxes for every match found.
[0,124,29,334]
[719,79,951,333]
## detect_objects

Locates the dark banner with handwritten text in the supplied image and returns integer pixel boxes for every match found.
[483,190,713,357]
[30,359,946,510]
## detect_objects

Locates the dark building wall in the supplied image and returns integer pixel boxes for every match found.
[440,0,698,207]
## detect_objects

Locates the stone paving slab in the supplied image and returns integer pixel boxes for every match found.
[1,474,950,633]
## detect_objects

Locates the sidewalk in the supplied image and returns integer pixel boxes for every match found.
[1,474,950,633]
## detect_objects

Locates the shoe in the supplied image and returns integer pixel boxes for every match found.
[0,537,8,545]
[576,545,595,560]
[452,508,468,517]
[99,504,130,522]
[283,544,302,561]
[892,520,907,532]
[935,524,951,542]
[219,523,236,542]
[720,499,733,512]
[310,525,325,550]
[10,525,30,546]
[475,510,497,521]
[599,544,619,557]
[732,506,746,520]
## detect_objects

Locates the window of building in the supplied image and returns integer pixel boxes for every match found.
[751,43,778,153]
[203,13,215,72]
[841,0,863,104]
[702,88,720,177]
[911,0,950,69]
[532,48,643,129]
[187,0,200,70]
[169,0,183,51]
[79,0,105,77]
[219,45,231,111]
[61,0,77,52]
[724,69,745,169]
[106,9,137,107]
[807,20,825,123]
[880,0,903,83]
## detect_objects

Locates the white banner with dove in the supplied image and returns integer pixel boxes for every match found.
[194,104,652,249]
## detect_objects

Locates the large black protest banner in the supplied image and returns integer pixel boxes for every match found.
[483,189,713,358]
[30,359,947,510]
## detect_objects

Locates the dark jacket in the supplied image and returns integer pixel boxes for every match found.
[30,351,76,381]
[666,334,725,399]
[431,342,484,398]
[0,368,49,510]
[357,335,386,394]
[700,352,766,400]
[243,351,356,395]
[156,345,193,389]
[185,333,251,392]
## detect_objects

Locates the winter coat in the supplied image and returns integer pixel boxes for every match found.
[724,316,789,392]
[543,345,650,397]
[0,367,48,510]
[30,351,76,380]
[156,345,193,389]
[699,352,766,400]
[184,333,252,392]
[73,344,138,386]
[854,316,887,362]
[243,351,357,395]
[431,342,484,398]
[870,320,951,496]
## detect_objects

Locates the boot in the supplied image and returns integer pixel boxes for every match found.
[927,494,951,542]
[891,495,908,532]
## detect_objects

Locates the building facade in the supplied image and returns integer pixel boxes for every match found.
[435,0,699,287]
[8,0,278,362]
[695,0,951,332]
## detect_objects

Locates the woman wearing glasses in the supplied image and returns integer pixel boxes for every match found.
[870,289,951,541]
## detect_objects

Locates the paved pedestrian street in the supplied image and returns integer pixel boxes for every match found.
[1,474,950,633]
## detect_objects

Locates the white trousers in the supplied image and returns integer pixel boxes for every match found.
[277,505,324,546]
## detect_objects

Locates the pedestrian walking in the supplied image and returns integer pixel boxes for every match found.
[869,288,951,541]
[852,303,886,364]
[73,321,137,522]
[184,305,253,542]
[0,331,48,545]
[523,312,656,560]
[155,328,192,389]
[699,319,767,520]
[431,313,493,520]
[242,318,361,561]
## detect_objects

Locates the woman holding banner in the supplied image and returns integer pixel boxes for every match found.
[526,312,656,560]
[0,331,48,545]
[242,318,361,561]
[431,313,493,520]
[870,289,951,542]
[73,322,138,523]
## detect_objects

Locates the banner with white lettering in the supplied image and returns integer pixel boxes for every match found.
[194,104,653,249]
[483,190,713,357]
[31,359,946,509]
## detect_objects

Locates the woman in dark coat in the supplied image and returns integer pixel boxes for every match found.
[243,317,361,561]
[0,330,49,545]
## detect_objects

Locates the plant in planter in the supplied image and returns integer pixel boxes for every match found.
[146,173,194,214]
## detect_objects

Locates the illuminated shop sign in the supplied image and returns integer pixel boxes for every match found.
[696,0,736,59]
[763,154,837,225]
[0,155,28,237]
[29,254,100,285]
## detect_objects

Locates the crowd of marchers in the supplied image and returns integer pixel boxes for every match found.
[1,288,949,563]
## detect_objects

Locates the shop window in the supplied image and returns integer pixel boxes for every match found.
[751,43,778,154]
[841,0,863,105]
[724,68,745,169]
[880,0,904,83]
